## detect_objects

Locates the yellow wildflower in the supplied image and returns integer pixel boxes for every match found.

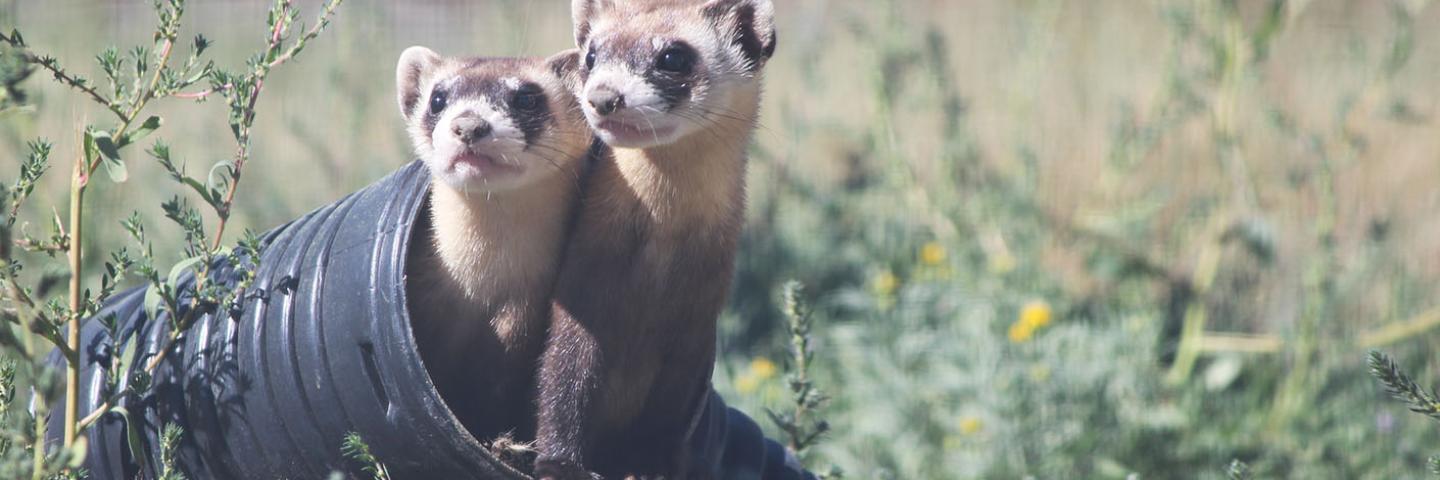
[749,357,777,380]
[735,373,759,394]
[1008,322,1034,343]
[919,242,947,266]
[1019,300,1053,329]
[959,416,983,435]
[871,270,898,297]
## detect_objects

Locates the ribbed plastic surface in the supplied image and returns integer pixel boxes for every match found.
[48,160,813,480]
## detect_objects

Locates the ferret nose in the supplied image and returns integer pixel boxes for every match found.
[451,116,491,142]
[588,90,625,116]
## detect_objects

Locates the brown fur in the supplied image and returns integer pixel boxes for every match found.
[535,0,777,478]
[407,173,579,441]
[398,47,592,441]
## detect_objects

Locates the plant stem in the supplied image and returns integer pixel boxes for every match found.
[0,31,125,119]
[74,398,110,432]
[0,221,37,354]
[75,325,186,431]
[73,0,346,438]
[210,0,342,249]
[85,41,176,177]
[60,24,181,447]
[31,394,46,480]
[203,2,285,233]
[62,144,85,449]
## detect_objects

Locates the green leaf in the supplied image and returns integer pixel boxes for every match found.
[121,116,163,147]
[82,129,100,166]
[112,406,148,468]
[206,160,235,206]
[92,131,128,183]
[144,283,164,320]
[181,175,213,207]
[1369,350,1440,420]
[168,256,204,290]
[102,157,129,183]
[92,131,119,160]
[116,337,138,383]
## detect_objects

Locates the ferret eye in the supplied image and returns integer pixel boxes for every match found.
[656,47,695,74]
[511,84,545,111]
[584,49,597,70]
[428,88,448,115]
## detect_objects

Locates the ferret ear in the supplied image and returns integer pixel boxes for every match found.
[571,0,613,47]
[546,49,583,96]
[702,0,777,69]
[396,46,441,120]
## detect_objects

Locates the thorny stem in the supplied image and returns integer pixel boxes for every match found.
[0,272,68,359]
[772,282,831,455]
[168,0,339,103]
[75,0,346,433]
[0,31,126,119]
[1,0,348,450]
[75,321,189,431]
[75,321,185,431]
[0,219,37,354]
[0,264,77,360]
[211,0,343,248]
[75,322,185,431]
[3,15,197,450]
[85,33,179,177]
[2,0,183,453]
[170,83,230,100]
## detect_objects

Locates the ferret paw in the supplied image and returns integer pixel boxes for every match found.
[534,458,597,480]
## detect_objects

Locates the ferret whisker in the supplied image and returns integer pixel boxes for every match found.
[537,152,582,190]
[633,105,666,144]
[526,141,571,163]
[670,110,738,152]
[691,105,758,129]
[674,116,729,148]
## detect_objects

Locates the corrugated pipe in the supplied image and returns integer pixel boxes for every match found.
[47,161,813,480]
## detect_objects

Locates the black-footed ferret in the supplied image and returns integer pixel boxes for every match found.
[397,46,591,442]
[533,0,777,478]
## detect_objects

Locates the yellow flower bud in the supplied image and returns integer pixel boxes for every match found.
[920,242,947,266]
[1019,300,1052,329]
[959,416,983,435]
[750,357,777,380]
[1008,322,1034,343]
[735,373,759,394]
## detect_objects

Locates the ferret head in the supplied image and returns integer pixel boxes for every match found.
[397,47,589,193]
[570,0,776,149]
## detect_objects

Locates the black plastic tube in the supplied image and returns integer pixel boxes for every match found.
[48,160,814,480]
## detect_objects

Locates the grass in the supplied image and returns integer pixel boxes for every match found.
[3,0,1440,478]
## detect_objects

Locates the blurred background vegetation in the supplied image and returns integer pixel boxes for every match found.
[4,0,1440,478]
